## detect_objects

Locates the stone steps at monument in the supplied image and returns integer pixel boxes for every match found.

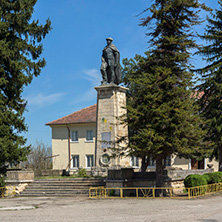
[27,185,102,189]
[19,178,105,197]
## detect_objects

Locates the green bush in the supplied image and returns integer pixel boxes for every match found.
[0,176,5,188]
[77,168,89,178]
[184,174,207,188]
[202,174,211,184]
[204,172,222,184]
[0,176,6,197]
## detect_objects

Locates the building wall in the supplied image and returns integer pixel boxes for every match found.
[50,123,219,172]
[171,155,189,170]
[129,155,218,172]
[51,123,96,170]
[205,158,218,171]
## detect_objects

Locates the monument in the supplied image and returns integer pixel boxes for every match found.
[95,38,129,168]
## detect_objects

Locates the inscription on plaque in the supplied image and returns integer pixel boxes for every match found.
[101,132,111,148]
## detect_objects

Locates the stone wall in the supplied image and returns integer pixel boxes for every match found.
[105,168,214,191]
[164,168,214,180]
[7,170,34,182]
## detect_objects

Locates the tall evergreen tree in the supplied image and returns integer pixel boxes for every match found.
[0,0,51,174]
[195,0,222,171]
[121,0,209,190]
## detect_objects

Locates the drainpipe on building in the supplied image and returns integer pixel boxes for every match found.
[66,125,71,171]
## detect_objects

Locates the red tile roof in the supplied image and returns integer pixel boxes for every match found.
[46,104,97,125]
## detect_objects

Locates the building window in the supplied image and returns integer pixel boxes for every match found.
[86,155,94,168]
[86,130,93,141]
[72,155,79,168]
[148,157,155,167]
[71,131,78,142]
[164,156,171,167]
[131,156,139,167]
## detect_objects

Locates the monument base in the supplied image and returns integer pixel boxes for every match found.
[94,84,130,168]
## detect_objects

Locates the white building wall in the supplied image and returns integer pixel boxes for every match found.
[51,123,96,170]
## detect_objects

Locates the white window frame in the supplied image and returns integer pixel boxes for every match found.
[86,155,94,168]
[148,157,156,168]
[131,156,139,168]
[71,155,79,169]
[71,131,78,142]
[85,130,93,142]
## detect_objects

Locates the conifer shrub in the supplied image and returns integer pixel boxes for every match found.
[184,174,207,188]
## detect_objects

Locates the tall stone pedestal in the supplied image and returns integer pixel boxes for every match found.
[94,85,129,168]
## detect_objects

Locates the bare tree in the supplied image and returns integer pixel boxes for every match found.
[23,142,52,176]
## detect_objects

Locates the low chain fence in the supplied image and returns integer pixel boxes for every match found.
[0,186,16,198]
[89,183,222,199]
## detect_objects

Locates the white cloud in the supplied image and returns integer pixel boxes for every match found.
[26,92,66,109]
[83,68,101,86]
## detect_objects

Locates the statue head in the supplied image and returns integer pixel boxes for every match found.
[106,37,113,45]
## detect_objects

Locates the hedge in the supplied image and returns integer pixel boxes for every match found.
[203,172,222,184]
[184,172,222,188]
[184,174,207,188]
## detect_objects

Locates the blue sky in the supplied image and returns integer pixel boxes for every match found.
[22,0,218,147]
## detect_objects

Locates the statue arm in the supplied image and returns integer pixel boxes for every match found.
[114,51,119,67]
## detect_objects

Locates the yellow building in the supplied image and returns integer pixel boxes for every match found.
[46,105,96,171]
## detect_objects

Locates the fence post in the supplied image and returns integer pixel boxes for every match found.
[120,188,123,198]
[136,188,138,198]
[188,188,190,199]
[152,188,155,198]
[104,187,107,198]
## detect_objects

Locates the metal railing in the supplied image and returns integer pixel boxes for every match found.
[89,183,222,199]
[187,183,222,199]
[0,186,16,198]
[89,186,187,199]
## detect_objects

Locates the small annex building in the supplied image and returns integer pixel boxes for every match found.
[46,104,97,171]
[46,104,218,172]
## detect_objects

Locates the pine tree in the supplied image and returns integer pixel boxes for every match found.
[0,0,51,174]
[195,0,222,171]
[122,0,209,190]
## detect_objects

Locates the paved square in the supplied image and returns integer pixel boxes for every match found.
[0,194,222,222]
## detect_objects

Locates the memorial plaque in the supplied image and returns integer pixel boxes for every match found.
[101,132,111,148]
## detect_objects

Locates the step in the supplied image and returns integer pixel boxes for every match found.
[27,185,103,189]
[18,178,106,197]
[21,190,88,194]
[34,178,105,182]
[31,182,105,185]
[18,193,88,197]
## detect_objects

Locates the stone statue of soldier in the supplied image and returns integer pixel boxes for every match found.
[100,37,121,85]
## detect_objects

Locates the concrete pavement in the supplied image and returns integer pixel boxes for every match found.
[0,194,221,222]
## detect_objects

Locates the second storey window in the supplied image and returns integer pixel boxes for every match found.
[86,130,93,141]
[71,131,78,142]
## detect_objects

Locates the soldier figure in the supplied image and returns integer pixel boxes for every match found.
[100,37,121,85]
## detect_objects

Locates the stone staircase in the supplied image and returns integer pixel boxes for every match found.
[18,178,106,197]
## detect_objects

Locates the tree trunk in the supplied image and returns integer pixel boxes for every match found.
[219,146,222,172]
[155,155,165,197]
[141,156,149,173]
